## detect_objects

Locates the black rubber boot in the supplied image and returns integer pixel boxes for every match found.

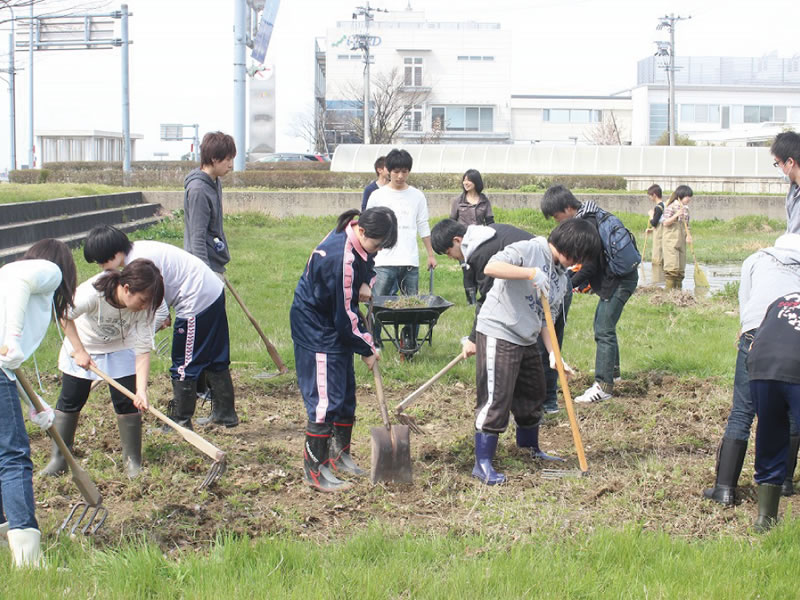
[196,369,239,428]
[781,435,800,497]
[116,413,142,479]
[166,379,197,431]
[703,437,747,506]
[516,424,565,462]
[754,483,782,533]
[329,420,367,477]
[303,422,352,492]
[40,411,80,477]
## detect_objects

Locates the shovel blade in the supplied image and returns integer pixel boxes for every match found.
[370,425,413,484]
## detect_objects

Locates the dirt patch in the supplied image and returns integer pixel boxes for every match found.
[638,285,698,307]
[26,368,784,553]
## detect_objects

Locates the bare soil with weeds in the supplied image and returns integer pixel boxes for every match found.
[26,364,784,554]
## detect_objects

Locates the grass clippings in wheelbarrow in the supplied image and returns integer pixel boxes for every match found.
[383,296,429,309]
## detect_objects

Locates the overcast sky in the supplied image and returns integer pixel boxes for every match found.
[0,0,795,169]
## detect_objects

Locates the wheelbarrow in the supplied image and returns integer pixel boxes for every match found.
[371,270,453,359]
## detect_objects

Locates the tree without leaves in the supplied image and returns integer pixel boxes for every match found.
[585,112,626,145]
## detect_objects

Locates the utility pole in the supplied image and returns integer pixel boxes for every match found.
[656,14,690,146]
[27,1,33,167]
[350,3,386,145]
[6,32,16,170]
[121,4,131,184]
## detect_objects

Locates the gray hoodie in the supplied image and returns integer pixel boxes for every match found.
[476,237,569,346]
[183,168,230,273]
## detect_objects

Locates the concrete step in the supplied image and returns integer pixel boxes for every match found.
[0,215,164,264]
[0,203,163,250]
[0,192,146,224]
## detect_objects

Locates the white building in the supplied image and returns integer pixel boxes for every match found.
[631,54,800,146]
[36,130,142,164]
[317,9,512,151]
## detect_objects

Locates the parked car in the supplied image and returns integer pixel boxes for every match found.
[255,153,329,163]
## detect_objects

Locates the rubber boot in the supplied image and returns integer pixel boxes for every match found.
[516,425,565,462]
[303,423,352,492]
[703,437,747,506]
[471,431,506,485]
[116,412,142,479]
[7,528,43,568]
[329,420,367,477]
[781,435,800,496]
[754,483,782,533]
[165,379,197,431]
[196,369,239,428]
[40,410,80,477]
[652,263,665,285]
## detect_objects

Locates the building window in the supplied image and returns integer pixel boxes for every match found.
[649,103,668,144]
[679,104,720,124]
[542,109,602,123]
[404,104,423,132]
[742,105,787,123]
[431,105,493,132]
[404,57,423,87]
[457,55,495,61]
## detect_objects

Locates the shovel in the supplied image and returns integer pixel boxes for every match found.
[365,299,413,484]
[539,294,589,478]
[683,220,709,293]
[639,229,649,285]
[224,276,289,379]
[87,364,227,490]
[394,352,466,434]
[14,370,108,535]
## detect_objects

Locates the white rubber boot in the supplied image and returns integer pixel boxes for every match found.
[7,528,43,568]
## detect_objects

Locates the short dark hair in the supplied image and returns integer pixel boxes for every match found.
[462,169,484,195]
[94,258,165,315]
[84,225,133,264]
[771,131,800,164]
[374,156,386,175]
[547,218,602,264]
[335,207,398,251]
[21,239,77,320]
[647,184,662,199]
[385,148,413,172]
[541,185,582,218]
[200,131,236,166]
[431,219,467,255]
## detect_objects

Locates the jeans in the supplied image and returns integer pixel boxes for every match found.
[540,287,572,411]
[724,330,798,441]
[593,271,638,388]
[373,265,419,297]
[752,380,800,485]
[0,371,38,530]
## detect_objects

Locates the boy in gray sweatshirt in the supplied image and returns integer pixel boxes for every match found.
[472,218,601,485]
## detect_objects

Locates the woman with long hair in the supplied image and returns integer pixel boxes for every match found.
[450,169,495,227]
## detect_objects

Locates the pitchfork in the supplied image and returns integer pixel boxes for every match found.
[15,370,108,535]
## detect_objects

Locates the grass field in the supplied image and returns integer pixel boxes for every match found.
[1,208,796,598]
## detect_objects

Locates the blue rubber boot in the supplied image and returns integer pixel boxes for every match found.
[516,425,565,462]
[471,432,506,485]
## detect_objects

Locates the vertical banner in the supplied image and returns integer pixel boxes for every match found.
[251,0,280,64]
[249,65,276,155]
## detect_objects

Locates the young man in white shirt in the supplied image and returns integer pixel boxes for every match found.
[83,225,239,431]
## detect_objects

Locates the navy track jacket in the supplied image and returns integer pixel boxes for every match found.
[290,222,377,356]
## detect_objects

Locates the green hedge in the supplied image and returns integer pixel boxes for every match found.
[10,165,626,191]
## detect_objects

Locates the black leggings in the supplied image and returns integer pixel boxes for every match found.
[56,373,138,415]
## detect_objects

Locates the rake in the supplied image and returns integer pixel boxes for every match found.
[14,370,108,535]
[539,294,589,479]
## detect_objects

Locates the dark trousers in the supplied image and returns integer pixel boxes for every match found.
[752,379,800,485]
[593,271,638,387]
[295,346,357,424]
[171,291,231,381]
[57,373,138,415]
[475,333,545,434]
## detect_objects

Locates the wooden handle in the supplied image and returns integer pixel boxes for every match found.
[540,293,588,473]
[639,230,648,284]
[86,364,225,463]
[15,370,103,506]
[682,219,698,262]
[372,362,392,431]
[224,276,288,374]
[395,353,465,414]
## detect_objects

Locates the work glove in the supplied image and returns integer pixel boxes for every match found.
[0,337,25,370]
[529,268,550,296]
[549,351,575,377]
[28,399,55,431]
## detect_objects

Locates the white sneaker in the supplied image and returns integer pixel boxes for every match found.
[574,382,612,404]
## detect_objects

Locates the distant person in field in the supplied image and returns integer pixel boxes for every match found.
[659,185,694,290]
[771,131,800,234]
[361,156,389,212]
[646,184,665,284]
[450,169,495,227]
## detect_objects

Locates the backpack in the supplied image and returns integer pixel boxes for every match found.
[595,209,641,276]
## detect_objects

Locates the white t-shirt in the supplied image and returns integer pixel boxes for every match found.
[127,241,223,318]
[366,185,431,268]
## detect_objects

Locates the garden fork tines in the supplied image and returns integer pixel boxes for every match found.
[198,459,227,491]
[58,501,108,536]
